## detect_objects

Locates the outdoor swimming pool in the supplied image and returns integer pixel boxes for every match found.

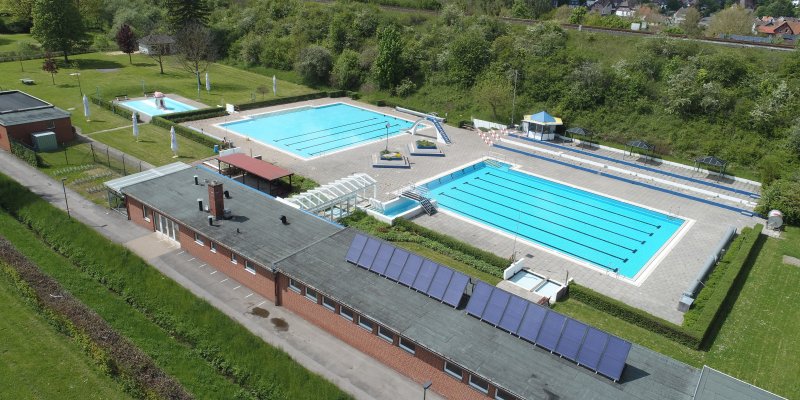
[219,103,418,159]
[423,161,685,279]
[120,98,197,117]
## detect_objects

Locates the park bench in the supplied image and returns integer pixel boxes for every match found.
[20,78,35,85]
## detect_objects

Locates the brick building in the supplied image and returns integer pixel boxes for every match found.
[110,166,782,400]
[0,90,73,152]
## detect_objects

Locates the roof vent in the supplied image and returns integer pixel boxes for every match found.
[280,215,289,225]
[224,190,231,199]
[223,208,232,219]
[194,175,199,185]
[207,215,213,226]
[197,198,203,211]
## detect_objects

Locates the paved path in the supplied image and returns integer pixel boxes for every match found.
[0,149,441,400]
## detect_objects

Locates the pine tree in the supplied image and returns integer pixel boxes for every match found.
[115,24,138,64]
[165,0,211,30]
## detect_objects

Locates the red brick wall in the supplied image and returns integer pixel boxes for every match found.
[277,274,490,400]
[0,125,9,152]
[1,117,74,151]
[127,198,155,231]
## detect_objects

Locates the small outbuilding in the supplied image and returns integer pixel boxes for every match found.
[0,90,73,152]
[522,111,562,141]
[138,34,176,55]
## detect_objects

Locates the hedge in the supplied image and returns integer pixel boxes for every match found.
[89,96,136,121]
[0,173,348,399]
[161,107,227,123]
[235,92,327,111]
[326,90,347,98]
[567,225,763,349]
[10,139,39,167]
[150,117,218,148]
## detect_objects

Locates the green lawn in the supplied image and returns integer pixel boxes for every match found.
[0,268,131,400]
[36,143,124,205]
[0,33,37,53]
[88,124,215,166]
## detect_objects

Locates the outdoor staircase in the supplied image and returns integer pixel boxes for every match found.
[484,159,503,168]
[401,186,437,215]
[427,116,451,144]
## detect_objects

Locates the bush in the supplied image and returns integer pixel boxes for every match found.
[756,180,800,224]
[161,107,227,123]
[327,90,347,98]
[235,92,327,112]
[150,117,218,147]
[331,49,362,90]
[89,96,136,120]
[394,78,417,98]
[10,140,39,167]
[295,45,333,86]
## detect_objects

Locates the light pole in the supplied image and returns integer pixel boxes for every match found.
[385,121,390,152]
[70,72,82,96]
[61,178,71,219]
[510,69,518,127]
[422,380,432,400]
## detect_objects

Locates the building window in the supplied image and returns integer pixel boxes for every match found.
[339,307,354,321]
[399,337,416,355]
[230,252,237,264]
[358,316,374,332]
[322,296,336,311]
[244,260,255,274]
[495,389,515,400]
[142,205,151,221]
[378,326,393,342]
[194,232,203,245]
[210,241,216,253]
[444,362,463,380]
[469,375,489,394]
[289,278,301,293]
[305,287,318,302]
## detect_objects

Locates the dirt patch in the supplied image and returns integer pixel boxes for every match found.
[270,317,289,331]
[250,307,270,318]
[783,255,800,267]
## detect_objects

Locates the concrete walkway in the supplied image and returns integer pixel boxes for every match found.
[0,149,442,400]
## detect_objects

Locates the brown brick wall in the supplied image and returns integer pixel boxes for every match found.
[127,198,155,231]
[1,117,74,151]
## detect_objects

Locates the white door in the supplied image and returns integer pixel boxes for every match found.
[156,214,178,242]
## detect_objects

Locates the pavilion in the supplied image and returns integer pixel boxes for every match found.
[522,111,562,141]
[216,153,293,196]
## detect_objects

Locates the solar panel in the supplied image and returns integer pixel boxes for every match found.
[442,272,469,307]
[465,281,493,318]
[597,336,631,381]
[385,249,409,280]
[399,254,424,286]
[412,260,438,292]
[427,267,453,301]
[482,288,511,326]
[497,295,528,334]
[555,319,588,361]
[356,238,381,268]
[345,234,368,264]
[517,305,548,343]
[576,327,608,370]
[536,311,567,352]
[371,243,395,275]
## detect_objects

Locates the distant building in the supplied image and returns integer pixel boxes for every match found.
[0,90,73,152]
[138,34,176,55]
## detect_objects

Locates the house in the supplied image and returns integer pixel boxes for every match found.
[0,90,73,152]
[138,34,176,55]
[107,165,783,400]
[672,6,689,24]
[615,0,635,16]
[754,16,800,39]
[590,0,617,15]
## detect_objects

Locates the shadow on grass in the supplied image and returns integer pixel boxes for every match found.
[74,59,125,70]
[700,233,767,351]
[132,62,156,67]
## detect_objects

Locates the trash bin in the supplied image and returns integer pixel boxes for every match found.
[213,144,219,154]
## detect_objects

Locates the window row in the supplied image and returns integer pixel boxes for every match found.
[191,231,256,274]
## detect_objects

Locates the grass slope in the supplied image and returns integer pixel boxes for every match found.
[87,123,215,166]
[0,270,131,400]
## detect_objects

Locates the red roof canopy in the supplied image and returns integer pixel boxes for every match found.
[217,153,292,181]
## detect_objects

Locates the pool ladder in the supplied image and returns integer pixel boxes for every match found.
[401,186,437,215]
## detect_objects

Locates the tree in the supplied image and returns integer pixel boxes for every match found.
[706,5,754,37]
[447,29,490,88]
[165,0,210,30]
[473,73,512,121]
[296,45,333,86]
[755,179,800,223]
[115,24,138,64]
[680,7,703,37]
[4,0,34,25]
[31,0,86,62]
[756,0,796,17]
[15,41,36,72]
[331,49,362,90]
[175,23,215,92]
[373,25,404,90]
[42,52,58,84]
[569,6,588,24]
[512,0,533,18]
[143,34,173,74]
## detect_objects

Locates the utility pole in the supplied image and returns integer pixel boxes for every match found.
[511,69,518,127]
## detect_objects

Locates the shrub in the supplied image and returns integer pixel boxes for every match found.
[331,49,362,90]
[161,107,227,123]
[89,96,135,120]
[394,78,417,97]
[235,92,327,112]
[150,117,218,148]
[327,90,347,98]
[10,139,39,167]
[295,45,333,86]
[757,180,800,224]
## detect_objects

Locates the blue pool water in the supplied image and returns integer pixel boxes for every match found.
[424,161,684,278]
[120,98,197,117]
[382,198,419,217]
[509,270,544,291]
[220,103,418,159]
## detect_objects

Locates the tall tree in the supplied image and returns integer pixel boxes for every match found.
[373,25,403,90]
[175,23,215,93]
[165,0,210,30]
[473,73,512,121]
[680,7,703,37]
[31,0,86,62]
[115,24,138,64]
[3,0,34,25]
[296,45,334,86]
[706,5,754,36]
[42,52,58,84]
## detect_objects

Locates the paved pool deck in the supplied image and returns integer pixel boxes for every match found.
[187,98,762,324]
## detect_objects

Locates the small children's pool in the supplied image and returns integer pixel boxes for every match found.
[120,98,197,117]
[509,270,544,291]
[382,197,419,217]
[534,280,562,299]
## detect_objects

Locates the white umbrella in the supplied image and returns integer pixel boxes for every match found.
[82,95,90,120]
[170,126,178,157]
[272,75,277,96]
[205,72,211,93]
[132,113,139,140]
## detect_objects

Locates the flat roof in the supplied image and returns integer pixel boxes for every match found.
[122,167,341,266]
[104,162,192,195]
[694,366,785,400]
[0,90,70,126]
[217,153,292,181]
[0,90,49,112]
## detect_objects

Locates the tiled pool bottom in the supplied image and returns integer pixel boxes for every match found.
[119,98,197,117]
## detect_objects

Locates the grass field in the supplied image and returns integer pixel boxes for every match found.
[0,33,37,52]
[87,124,215,166]
[0,268,131,400]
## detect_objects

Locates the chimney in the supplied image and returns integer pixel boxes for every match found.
[197,198,203,211]
[208,215,213,226]
[224,190,231,199]
[194,175,199,185]
[208,181,224,219]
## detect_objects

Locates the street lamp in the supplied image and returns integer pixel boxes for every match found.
[70,72,82,96]
[422,380,432,400]
[510,69,518,127]
[61,177,71,219]
[385,121,390,152]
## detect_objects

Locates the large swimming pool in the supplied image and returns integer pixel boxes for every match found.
[423,161,685,279]
[120,98,197,117]
[219,103,418,159]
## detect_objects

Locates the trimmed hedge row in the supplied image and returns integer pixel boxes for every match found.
[235,92,327,112]
[0,238,191,400]
[0,173,348,400]
[10,139,39,167]
[161,107,227,123]
[90,96,136,121]
[567,225,763,349]
[150,117,218,148]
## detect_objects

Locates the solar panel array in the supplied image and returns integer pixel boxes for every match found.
[345,234,470,308]
[466,281,632,382]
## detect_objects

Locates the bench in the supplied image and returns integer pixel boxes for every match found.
[144,91,155,98]
[115,94,129,101]
[20,78,35,85]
